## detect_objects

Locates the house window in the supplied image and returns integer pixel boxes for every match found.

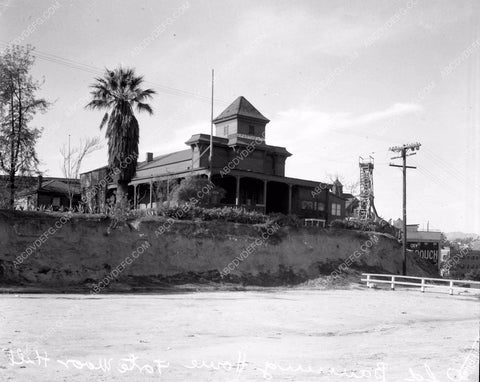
[52,197,60,207]
[301,201,313,210]
[248,125,255,135]
[224,125,229,136]
[331,203,341,216]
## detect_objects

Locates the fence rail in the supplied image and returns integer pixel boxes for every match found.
[304,218,326,228]
[361,273,480,295]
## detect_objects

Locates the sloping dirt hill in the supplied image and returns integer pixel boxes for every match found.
[0,210,437,289]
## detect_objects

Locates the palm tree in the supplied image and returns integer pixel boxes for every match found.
[86,67,155,204]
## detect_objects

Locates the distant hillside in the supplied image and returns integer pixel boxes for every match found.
[445,232,480,241]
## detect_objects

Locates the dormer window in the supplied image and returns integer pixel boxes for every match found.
[248,125,255,135]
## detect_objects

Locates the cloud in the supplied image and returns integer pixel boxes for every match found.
[237,6,374,57]
[237,1,475,61]
[349,102,423,126]
[276,102,423,130]
[265,101,424,179]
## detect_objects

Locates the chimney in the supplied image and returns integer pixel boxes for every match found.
[146,152,153,163]
[37,175,43,189]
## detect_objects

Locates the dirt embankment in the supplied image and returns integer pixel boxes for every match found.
[0,210,437,289]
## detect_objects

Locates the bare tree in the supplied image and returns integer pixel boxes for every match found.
[326,173,359,196]
[345,180,360,196]
[60,136,102,209]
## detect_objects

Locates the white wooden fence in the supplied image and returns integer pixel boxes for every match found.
[304,218,326,228]
[361,273,480,295]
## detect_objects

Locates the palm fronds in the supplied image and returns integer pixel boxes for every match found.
[86,67,155,198]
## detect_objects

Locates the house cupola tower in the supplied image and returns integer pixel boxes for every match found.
[213,96,269,145]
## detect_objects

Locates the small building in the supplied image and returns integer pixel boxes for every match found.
[0,175,38,209]
[81,96,346,221]
[79,166,110,213]
[446,249,480,278]
[16,175,81,211]
[439,247,451,265]
[405,224,442,266]
[342,192,360,219]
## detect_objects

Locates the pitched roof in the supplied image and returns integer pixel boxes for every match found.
[136,149,192,170]
[41,179,80,194]
[213,96,270,123]
[407,230,443,242]
[18,179,80,197]
[345,196,359,210]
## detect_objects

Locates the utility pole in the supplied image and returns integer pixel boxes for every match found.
[389,142,421,276]
[209,69,214,181]
[68,134,72,209]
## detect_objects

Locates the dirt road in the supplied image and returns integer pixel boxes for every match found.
[1,288,478,381]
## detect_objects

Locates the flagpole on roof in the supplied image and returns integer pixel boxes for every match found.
[68,134,71,179]
[209,69,214,181]
[68,134,72,209]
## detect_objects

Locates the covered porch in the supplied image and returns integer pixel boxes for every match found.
[211,172,299,215]
[112,168,330,221]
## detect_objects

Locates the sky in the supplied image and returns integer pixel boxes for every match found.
[1,0,479,233]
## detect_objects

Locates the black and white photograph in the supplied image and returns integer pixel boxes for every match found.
[0,0,479,381]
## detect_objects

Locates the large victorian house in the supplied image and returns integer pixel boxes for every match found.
[80,96,346,222]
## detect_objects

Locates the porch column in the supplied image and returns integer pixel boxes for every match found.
[325,188,330,223]
[235,176,241,206]
[288,184,292,215]
[149,179,153,208]
[263,180,267,212]
[133,184,138,209]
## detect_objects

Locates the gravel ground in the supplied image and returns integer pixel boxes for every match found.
[1,288,479,381]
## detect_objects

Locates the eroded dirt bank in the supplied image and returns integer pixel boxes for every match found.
[0,210,436,288]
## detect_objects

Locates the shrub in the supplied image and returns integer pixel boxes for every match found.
[170,176,225,206]
[329,219,346,229]
[342,218,399,236]
[154,205,268,224]
[465,269,480,281]
[267,213,302,227]
[345,219,362,230]
[107,194,132,229]
[201,206,267,224]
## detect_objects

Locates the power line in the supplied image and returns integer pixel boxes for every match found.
[415,165,458,194]
[410,155,452,185]
[0,41,229,105]
[422,148,467,184]
[423,148,480,192]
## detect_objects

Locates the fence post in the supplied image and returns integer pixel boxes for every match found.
[366,274,371,288]
[391,276,395,290]
[421,278,425,293]
[449,281,453,295]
